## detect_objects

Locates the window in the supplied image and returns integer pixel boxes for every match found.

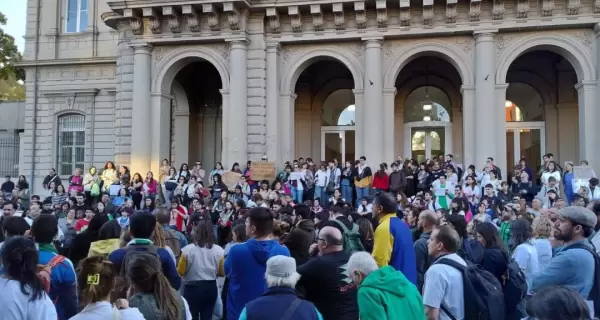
[404,86,452,123]
[65,0,87,33]
[57,114,85,176]
[322,89,356,126]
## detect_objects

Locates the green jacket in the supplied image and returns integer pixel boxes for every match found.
[357,266,426,320]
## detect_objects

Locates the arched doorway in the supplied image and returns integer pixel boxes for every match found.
[394,56,462,163]
[170,60,223,183]
[504,50,577,173]
[293,59,355,162]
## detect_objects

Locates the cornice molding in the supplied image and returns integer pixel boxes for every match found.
[41,88,100,97]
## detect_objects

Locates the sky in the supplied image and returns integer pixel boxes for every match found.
[2,0,27,53]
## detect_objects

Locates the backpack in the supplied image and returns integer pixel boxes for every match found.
[119,244,160,278]
[436,258,505,320]
[500,251,528,315]
[37,254,66,297]
[164,229,182,258]
[564,243,600,317]
[333,220,365,253]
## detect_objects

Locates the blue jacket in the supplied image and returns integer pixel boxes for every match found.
[224,239,290,320]
[38,249,78,320]
[240,287,323,320]
[108,244,181,290]
[163,225,188,248]
[372,213,417,285]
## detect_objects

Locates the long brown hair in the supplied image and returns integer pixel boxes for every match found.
[77,256,117,305]
[150,223,166,248]
[127,253,181,320]
[193,219,215,249]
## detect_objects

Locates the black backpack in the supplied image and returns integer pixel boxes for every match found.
[564,243,600,317]
[499,251,528,315]
[436,258,506,320]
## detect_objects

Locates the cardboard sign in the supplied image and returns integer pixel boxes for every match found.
[251,161,277,181]
[573,166,597,180]
[222,171,242,189]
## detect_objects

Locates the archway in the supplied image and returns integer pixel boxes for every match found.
[393,56,463,164]
[504,50,578,176]
[293,59,355,163]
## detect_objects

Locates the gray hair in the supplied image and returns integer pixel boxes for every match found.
[264,255,301,288]
[347,252,378,277]
[265,272,301,288]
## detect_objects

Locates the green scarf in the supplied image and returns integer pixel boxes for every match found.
[38,243,58,253]
[130,238,153,246]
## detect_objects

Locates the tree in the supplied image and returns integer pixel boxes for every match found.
[0,11,25,101]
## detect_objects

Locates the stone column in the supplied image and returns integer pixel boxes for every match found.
[173,111,190,167]
[474,32,497,168]
[382,88,397,162]
[495,83,509,174]
[577,80,598,165]
[219,89,230,167]
[460,85,476,167]
[227,38,248,166]
[150,92,171,175]
[266,42,280,165]
[363,37,384,165]
[353,89,365,158]
[130,43,152,174]
[279,93,297,162]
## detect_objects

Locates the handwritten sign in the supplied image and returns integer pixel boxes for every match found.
[222,171,242,189]
[251,161,277,181]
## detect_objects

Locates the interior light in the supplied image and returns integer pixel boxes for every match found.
[423,116,431,121]
[422,104,432,111]
[505,100,513,108]
[347,104,355,112]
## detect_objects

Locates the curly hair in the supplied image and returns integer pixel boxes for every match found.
[532,216,553,238]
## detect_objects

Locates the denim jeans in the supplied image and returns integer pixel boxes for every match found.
[183,280,218,320]
[314,186,325,202]
[341,180,353,204]
[356,186,370,206]
[291,186,303,203]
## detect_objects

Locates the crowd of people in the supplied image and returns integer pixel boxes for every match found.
[0,153,598,320]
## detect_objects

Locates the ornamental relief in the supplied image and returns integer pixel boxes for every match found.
[280,42,364,70]
[150,43,230,69]
[382,37,474,71]
[495,29,593,58]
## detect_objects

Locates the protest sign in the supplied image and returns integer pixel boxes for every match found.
[251,161,277,181]
[222,171,242,189]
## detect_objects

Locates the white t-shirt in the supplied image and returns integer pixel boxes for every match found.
[0,278,57,320]
[423,253,466,320]
[69,301,146,320]
[533,238,552,272]
[512,241,539,295]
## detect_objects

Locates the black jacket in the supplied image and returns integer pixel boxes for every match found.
[283,219,316,266]
[413,231,432,293]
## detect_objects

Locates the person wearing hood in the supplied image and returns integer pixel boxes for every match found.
[283,204,315,266]
[348,252,425,320]
[68,213,110,267]
[413,210,438,293]
[87,220,121,258]
[224,207,290,320]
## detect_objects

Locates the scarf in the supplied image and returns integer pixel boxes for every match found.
[38,243,58,253]
[127,238,153,246]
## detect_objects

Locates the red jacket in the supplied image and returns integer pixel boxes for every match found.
[372,172,390,190]
[170,205,188,232]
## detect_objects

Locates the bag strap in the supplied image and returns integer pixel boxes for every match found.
[434,257,466,272]
[280,298,302,320]
[333,219,350,233]
[440,304,458,320]
[46,255,65,269]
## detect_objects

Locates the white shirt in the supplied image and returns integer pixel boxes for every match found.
[69,301,146,320]
[512,241,539,295]
[423,253,466,320]
[0,278,57,320]
[533,238,553,272]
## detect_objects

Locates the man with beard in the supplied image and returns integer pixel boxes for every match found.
[413,210,438,293]
[531,206,597,314]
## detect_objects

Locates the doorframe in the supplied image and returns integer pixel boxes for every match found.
[505,121,546,165]
[403,121,453,159]
[321,126,355,163]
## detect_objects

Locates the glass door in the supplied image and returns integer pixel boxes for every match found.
[506,123,545,181]
[411,128,445,163]
[321,127,355,164]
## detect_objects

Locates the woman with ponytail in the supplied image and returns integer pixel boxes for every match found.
[0,236,56,319]
[127,253,192,320]
[70,255,145,319]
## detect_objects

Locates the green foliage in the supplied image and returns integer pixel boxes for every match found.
[0,11,25,101]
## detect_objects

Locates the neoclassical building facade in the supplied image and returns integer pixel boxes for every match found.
[18,0,600,194]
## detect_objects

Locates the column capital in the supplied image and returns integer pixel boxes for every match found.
[266,41,280,52]
[352,89,364,95]
[460,85,475,93]
[281,92,297,100]
[219,89,230,95]
[129,42,153,53]
[150,91,171,99]
[362,36,383,48]
[495,83,509,90]
[226,37,249,49]
[474,30,497,42]
[382,88,397,95]
[575,80,598,90]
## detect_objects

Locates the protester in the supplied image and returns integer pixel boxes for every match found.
[414,210,438,292]
[283,204,315,266]
[348,251,425,320]
[526,286,592,320]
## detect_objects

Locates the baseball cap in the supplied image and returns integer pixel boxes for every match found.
[557,206,597,228]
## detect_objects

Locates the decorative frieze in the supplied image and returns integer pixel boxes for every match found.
[266,8,280,33]
[142,8,161,34]
[541,0,554,16]
[446,0,457,23]
[123,9,142,35]
[332,3,345,30]
[376,0,387,28]
[311,4,324,32]
[288,6,302,33]
[470,0,481,22]
[567,0,581,14]
[354,1,367,29]
[517,0,530,18]
[162,6,180,33]
[182,5,200,32]
[223,3,240,30]
[423,0,434,27]
[202,4,220,31]
[492,0,505,20]
[399,0,411,26]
